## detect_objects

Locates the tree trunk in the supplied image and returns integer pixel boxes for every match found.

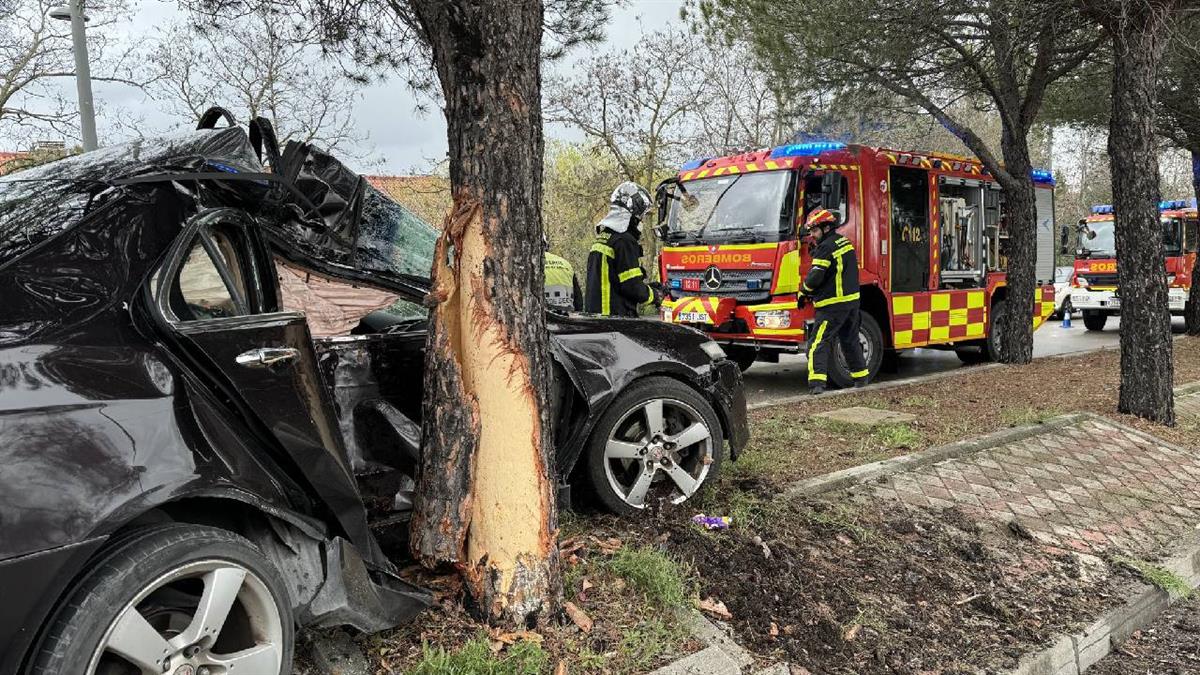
[1107,4,1175,424]
[408,0,562,626]
[1187,147,1200,335]
[996,130,1037,364]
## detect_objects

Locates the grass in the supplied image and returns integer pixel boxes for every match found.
[617,616,691,673]
[874,423,922,449]
[900,395,936,408]
[607,546,690,610]
[1116,557,1194,599]
[803,504,874,543]
[1001,405,1064,427]
[408,636,547,675]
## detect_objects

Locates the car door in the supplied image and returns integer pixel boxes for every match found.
[152,209,379,557]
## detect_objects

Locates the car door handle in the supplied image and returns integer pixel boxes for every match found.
[235,347,300,368]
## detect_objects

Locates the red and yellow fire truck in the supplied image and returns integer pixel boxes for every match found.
[1067,199,1198,331]
[655,141,1059,386]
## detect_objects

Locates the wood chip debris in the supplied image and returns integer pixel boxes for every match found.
[564,601,594,633]
[696,596,733,619]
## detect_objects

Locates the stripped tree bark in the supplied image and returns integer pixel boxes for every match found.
[1080,0,1180,424]
[406,0,562,625]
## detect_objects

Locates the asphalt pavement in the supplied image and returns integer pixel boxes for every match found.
[742,315,1188,406]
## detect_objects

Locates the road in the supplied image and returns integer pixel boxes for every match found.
[742,315,1188,406]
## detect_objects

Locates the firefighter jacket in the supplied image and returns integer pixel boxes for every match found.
[585,229,653,317]
[800,229,860,308]
[544,251,583,311]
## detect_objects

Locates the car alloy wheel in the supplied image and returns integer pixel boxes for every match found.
[87,560,284,675]
[602,397,714,509]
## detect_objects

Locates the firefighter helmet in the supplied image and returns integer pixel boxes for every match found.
[806,209,837,228]
[597,181,653,234]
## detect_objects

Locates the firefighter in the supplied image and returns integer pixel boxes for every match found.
[799,208,868,394]
[584,181,663,316]
[544,235,583,311]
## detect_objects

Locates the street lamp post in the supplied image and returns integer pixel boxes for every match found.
[49,0,98,151]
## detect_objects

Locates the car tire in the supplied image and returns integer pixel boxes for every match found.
[957,297,1005,364]
[723,346,758,372]
[584,376,723,516]
[31,524,294,675]
[1083,310,1107,332]
[829,311,884,389]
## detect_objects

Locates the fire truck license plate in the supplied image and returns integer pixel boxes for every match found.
[678,311,712,324]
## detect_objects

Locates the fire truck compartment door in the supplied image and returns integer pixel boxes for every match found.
[889,166,930,293]
[1035,187,1056,285]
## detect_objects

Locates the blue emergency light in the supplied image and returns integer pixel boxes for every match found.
[746,279,762,290]
[1159,198,1198,210]
[1031,168,1055,185]
[680,157,710,171]
[670,278,683,289]
[769,141,847,158]
[1091,204,1114,214]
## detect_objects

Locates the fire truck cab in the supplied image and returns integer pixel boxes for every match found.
[1067,199,1198,331]
[655,141,1058,386]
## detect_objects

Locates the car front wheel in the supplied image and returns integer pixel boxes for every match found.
[584,376,724,516]
[31,524,293,675]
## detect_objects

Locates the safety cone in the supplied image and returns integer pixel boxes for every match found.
[1061,308,1072,328]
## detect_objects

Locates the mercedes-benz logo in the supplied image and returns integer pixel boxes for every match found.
[703,266,722,290]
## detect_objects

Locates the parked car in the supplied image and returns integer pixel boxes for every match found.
[0,119,748,675]
[1053,265,1075,319]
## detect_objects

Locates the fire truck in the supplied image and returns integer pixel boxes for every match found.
[1067,199,1198,331]
[654,141,1059,386]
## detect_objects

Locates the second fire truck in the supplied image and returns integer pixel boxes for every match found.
[655,141,1058,386]
[1067,199,1198,331]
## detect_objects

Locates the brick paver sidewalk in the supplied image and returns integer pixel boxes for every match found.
[873,393,1200,559]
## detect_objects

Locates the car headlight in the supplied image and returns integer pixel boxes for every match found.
[699,341,726,361]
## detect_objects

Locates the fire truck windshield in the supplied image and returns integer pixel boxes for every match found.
[1079,219,1116,258]
[664,171,795,244]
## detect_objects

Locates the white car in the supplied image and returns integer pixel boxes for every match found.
[1053,266,1076,318]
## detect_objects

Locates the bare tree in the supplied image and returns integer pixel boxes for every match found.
[0,0,140,144]
[147,12,363,154]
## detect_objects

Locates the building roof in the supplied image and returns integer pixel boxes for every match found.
[0,152,29,176]
[364,175,451,229]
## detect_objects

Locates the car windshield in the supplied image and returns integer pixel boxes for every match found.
[355,186,438,280]
[665,171,795,244]
[1054,266,1073,283]
[1079,219,1116,257]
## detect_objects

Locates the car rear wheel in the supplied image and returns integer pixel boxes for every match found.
[585,377,723,516]
[31,524,293,675]
[830,311,884,389]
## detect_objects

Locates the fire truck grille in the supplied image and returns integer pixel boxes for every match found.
[1079,272,1119,287]
[667,270,773,303]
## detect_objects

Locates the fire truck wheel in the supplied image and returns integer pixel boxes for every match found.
[830,311,883,389]
[1083,310,1108,332]
[724,346,758,372]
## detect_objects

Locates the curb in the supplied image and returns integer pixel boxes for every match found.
[647,611,754,675]
[1006,542,1200,675]
[781,413,1092,499]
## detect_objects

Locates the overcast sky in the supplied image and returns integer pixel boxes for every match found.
[80,0,682,174]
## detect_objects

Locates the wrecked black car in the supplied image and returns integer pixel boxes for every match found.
[0,118,748,674]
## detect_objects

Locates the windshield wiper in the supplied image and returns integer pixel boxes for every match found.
[692,176,743,241]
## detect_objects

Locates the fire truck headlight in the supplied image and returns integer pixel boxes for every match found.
[1167,274,1177,285]
[755,310,792,329]
[700,341,726,361]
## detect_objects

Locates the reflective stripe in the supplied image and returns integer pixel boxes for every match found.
[618,268,643,282]
[832,244,855,257]
[811,258,831,268]
[600,255,611,314]
[850,369,869,379]
[807,320,829,383]
[802,284,814,293]
[591,243,615,257]
[814,292,860,308]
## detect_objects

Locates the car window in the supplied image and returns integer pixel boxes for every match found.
[159,228,252,321]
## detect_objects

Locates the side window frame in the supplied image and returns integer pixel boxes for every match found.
[152,210,266,324]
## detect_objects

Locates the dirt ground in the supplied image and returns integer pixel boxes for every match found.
[1089,598,1200,674]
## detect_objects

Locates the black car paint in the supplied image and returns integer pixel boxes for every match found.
[0,125,748,673]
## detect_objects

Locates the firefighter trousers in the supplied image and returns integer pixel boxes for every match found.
[807,305,869,385]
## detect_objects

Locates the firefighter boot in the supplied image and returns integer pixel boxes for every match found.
[809,383,826,396]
